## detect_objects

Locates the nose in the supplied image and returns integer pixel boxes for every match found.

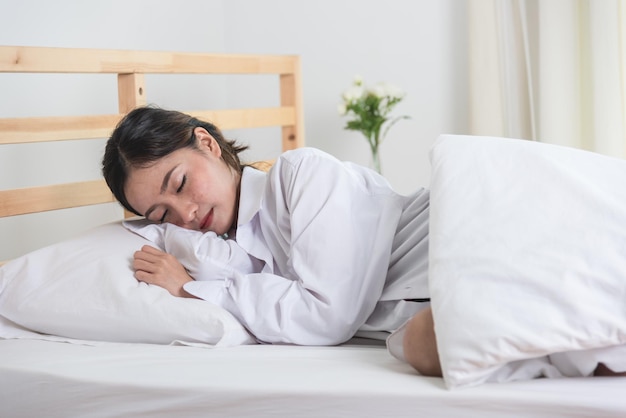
[171,200,197,229]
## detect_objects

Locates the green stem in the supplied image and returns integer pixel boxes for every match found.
[371,145,381,173]
[369,129,382,174]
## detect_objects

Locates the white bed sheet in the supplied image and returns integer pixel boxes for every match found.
[1,339,625,417]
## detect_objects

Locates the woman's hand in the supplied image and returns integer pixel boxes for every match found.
[133,245,197,298]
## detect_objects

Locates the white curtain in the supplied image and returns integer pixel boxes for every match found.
[468,0,626,158]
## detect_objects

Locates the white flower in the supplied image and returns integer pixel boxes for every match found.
[342,85,365,102]
[370,83,387,99]
[385,83,405,99]
[338,76,409,173]
[370,82,404,100]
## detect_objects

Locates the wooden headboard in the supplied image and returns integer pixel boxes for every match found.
[0,46,305,263]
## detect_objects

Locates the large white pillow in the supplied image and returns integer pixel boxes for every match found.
[429,135,626,389]
[0,221,254,347]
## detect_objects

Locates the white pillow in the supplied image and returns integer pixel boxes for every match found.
[0,221,254,347]
[428,134,626,389]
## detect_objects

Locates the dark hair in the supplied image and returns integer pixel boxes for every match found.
[102,106,248,215]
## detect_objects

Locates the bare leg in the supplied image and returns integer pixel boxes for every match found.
[594,363,626,377]
[403,309,626,379]
[402,307,442,377]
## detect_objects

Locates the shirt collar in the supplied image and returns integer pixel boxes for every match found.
[237,166,267,227]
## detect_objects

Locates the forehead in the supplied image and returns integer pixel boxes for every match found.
[128,146,206,180]
[129,151,180,183]
[123,149,190,211]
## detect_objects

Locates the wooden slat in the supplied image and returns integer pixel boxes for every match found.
[0,46,298,75]
[187,107,296,130]
[0,180,116,217]
[0,107,297,144]
[0,114,121,144]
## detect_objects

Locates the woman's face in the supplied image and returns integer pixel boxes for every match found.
[124,128,240,236]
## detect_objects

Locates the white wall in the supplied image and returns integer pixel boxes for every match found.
[0,0,468,259]
[222,0,468,193]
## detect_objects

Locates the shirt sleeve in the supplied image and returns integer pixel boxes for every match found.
[184,150,404,345]
[124,220,264,280]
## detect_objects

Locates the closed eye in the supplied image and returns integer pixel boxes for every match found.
[158,176,185,223]
[177,175,186,193]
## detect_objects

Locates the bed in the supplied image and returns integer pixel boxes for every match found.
[1,46,626,417]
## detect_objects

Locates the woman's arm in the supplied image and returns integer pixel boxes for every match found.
[125,220,265,281]
[126,220,264,298]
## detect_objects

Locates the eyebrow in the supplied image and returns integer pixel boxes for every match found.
[144,165,178,219]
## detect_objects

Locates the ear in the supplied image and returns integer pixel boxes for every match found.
[194,127,222,157]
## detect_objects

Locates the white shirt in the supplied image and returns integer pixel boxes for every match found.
[133,148,431,345]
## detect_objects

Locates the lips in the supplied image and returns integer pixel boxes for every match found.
[200,209,213,231]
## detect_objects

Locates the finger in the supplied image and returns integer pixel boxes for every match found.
[133,258,159,274]
[133,251,157,266]
[133,247,166,263]
[135,269,159,285]
[141,245,165,255]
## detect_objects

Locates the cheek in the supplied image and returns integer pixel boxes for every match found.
[190,163,238,207]
[187,177,211,204]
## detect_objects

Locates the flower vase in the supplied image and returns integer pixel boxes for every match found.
[370,144,381,174]
[339,76,408,176]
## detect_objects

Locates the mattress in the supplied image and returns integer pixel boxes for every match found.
[1,338,625,418]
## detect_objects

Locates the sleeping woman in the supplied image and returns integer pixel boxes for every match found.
[103,105,430,346]
[102,106,625,378]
